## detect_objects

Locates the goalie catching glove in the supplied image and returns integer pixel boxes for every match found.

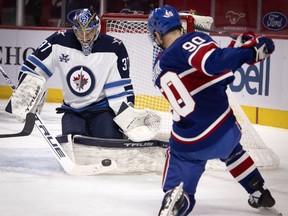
[228,31,275,63]
[113,102,161,142]
[5,72,47,121]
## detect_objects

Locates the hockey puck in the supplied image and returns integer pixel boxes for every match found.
[101,159,112,167]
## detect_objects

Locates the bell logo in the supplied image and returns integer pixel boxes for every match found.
[230,57,271,96]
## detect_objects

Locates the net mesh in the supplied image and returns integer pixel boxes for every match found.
[101,14,279,170]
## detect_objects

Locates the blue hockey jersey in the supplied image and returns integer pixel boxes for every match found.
[153,32,255,152]
[20,29,134,114]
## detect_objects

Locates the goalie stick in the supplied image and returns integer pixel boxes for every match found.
[73,135,168,148]
[0,66,116,175]
[33,114,116,175]
[0,112,35,138]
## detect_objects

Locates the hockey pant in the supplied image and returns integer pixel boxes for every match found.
[61,108,123,139]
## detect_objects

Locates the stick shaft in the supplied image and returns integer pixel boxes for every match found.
[193,24,235,38]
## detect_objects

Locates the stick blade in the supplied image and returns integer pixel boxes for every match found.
[22,113,36,135]
[0,112,35,138]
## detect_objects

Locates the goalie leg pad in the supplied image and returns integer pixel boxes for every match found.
[5,72,46,121]
[35,88,48,114]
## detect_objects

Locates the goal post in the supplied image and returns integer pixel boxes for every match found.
[97,13,280,170]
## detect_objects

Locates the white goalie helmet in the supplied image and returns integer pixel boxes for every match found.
[72,8,101,56]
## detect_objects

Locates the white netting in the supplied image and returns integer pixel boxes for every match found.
[88,13,279,172]
[72,143,165,174]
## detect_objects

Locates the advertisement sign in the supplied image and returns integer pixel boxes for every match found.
[214,0,258,32]
[0,29,288,112]
[0,28,62,88]
[213,36,288,111]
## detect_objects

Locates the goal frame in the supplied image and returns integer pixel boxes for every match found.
[101,13,196,33]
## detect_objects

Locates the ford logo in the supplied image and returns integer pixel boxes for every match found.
[262,12,287,30]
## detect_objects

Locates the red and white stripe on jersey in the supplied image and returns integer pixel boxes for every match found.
[179,69,233,96]
[188,41,219,75]
[162,147,171,187]
[227,152,257,181]
[171,106,233,144]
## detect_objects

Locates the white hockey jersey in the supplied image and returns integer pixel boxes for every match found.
[20,29,134,114]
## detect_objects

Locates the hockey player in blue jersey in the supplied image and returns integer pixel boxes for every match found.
[148,5,276,216]
[5,8,160,142]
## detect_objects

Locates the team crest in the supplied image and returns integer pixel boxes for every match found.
[73,73,89,90]
[67,66,95,96]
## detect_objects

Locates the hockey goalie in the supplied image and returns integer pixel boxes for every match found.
[4,8,164,174]
[5,8,161,142]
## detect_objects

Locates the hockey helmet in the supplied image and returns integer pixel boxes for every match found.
[148,5,182,43]
[72,8,101,56]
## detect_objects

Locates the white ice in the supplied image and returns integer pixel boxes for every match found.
[0,100,287,216]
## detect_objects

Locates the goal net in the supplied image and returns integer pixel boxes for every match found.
[96,13,280,170]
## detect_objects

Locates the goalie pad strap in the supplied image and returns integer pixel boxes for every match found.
[72,135,168,148]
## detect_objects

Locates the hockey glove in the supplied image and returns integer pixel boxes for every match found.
[252,36,275,62]
[113,102,161,142]
[229,32,275,63]
[228,31,255,48]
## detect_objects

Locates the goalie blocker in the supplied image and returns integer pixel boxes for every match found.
[5,72,47,121]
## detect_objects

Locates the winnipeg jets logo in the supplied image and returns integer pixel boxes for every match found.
[112,38,123,45]
[73,71,89,91]
[59,54,70,62]
[67,66,95,96]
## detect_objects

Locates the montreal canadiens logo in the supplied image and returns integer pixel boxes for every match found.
[67,66,95,96]
[262,12,287,30]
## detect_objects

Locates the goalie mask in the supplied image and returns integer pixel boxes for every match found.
[73,9,101,56]
[148,5,182,47]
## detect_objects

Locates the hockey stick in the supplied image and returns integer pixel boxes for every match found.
[34,114,116,175]
[193,24,235,38]
[73,135,168,148]
[193,25,271,56]
[0,66,17,91]
[0,112,35,138]
[0,66,116,175]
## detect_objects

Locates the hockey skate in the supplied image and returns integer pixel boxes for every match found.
[248,189,275,208]
[158,182,185,216]
[248,177,275,209]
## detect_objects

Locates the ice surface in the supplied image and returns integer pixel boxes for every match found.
[0,100,287,216]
